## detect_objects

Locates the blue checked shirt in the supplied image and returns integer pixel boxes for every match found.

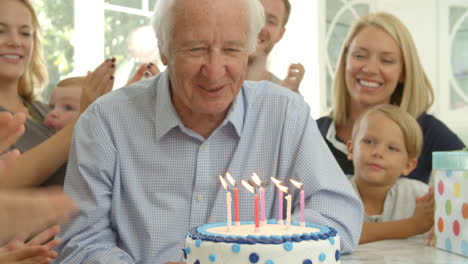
[55,70,363,264]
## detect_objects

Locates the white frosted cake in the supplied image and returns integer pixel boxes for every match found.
[184,219,340,264]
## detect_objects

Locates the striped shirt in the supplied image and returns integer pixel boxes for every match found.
[55,70,363,264]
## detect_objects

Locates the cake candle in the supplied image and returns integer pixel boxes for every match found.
[252,173,266,226]
[226,173,240,226]
[242,180,260,232]
[219,176,232,231]
[285,192,291,229]
[271,177,288,225]
[290,179,305,227]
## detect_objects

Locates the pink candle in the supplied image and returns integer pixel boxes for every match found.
[234,187,240,225]
[242,180,260,232]
[290,179,305,227]
[226,173,240,226]
[254,194,260,230]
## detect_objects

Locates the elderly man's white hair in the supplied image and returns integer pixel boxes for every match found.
[152,0,265,57]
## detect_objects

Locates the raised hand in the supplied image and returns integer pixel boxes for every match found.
[80,58,117,113]
[0,112,25,178]
[281,63,305,93]
[126,63,160,86]
[0,112,25,153]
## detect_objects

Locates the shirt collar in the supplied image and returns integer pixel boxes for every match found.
[325,119,348,154]
[154,70,182,140]
[153,70,245,140]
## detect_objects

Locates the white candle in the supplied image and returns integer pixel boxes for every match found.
[260,186,266,226]
[271,177,288,225]
[219,175,232,231]
[285,194,292,229]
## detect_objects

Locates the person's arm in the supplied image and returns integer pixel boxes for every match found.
[287,100,363,253]
[360,188,434,244]
[0,188,78,243]
[360,219,424,244]
[0,60,115,188]
[54,105,134,263]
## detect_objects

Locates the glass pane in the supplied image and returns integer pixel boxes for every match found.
[450,6,466,32]
[31,0,75,100]
[325,2,369,108]
[450,7,468,110]
[106,0,141,9]
[326,0,344,32]
[105,10,155,88]
[149,0,156,11]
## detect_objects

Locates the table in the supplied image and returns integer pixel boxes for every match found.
[341,235,467,263]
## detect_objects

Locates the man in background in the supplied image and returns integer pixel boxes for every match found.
[247,0,305,93]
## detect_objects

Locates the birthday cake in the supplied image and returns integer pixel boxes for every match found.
[184,219,341,264]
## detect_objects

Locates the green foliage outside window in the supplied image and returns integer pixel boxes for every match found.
[31,0,74,100]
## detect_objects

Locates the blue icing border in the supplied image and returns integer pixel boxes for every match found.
[188,219,337,245]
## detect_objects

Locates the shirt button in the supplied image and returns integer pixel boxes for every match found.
[197,194,203,201]
[201,144,207,151]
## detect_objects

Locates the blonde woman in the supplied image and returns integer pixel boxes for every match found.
[317,12,465,183]
[0,0,115,188]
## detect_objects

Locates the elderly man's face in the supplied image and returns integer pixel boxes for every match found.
[163,0,250,121]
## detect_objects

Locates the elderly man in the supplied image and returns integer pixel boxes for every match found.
[247,0,305,93]
[55,0,363,263]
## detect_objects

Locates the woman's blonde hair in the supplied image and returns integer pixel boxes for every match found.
[351,104,423,159]
[331,12,434,126]
[17,0,48,100]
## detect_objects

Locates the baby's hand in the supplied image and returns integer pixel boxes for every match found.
[411,187,434,234]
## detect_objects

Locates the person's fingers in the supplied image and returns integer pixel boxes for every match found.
[147,63,160,75]
[0,246,49,262]
[27,225,60,246]
[42,238,60,252]
[126,64,148,86]
[0,112,25,152]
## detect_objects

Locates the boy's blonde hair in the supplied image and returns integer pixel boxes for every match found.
[17,0,48,100]
[56,76,85,89]
[351,104,423,159]
[331,12,434,126]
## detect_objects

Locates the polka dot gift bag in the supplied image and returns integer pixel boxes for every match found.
[433,149,468,258]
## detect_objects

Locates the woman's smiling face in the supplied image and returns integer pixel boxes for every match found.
[345,25,404,107]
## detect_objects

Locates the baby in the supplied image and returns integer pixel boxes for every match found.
[44,77,84,131]
[346,104,434,244]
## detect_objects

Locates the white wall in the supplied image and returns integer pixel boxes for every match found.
[267,0,321,118]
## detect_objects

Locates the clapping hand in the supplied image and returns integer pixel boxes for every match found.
[281,63,305,93]
[126,63,160,86]
[80,58,117,113]
[0,112,25,177]
[0,225,61,264]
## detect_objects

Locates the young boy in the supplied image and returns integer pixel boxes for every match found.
[44,77,84,131]
[346,104,434,244]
